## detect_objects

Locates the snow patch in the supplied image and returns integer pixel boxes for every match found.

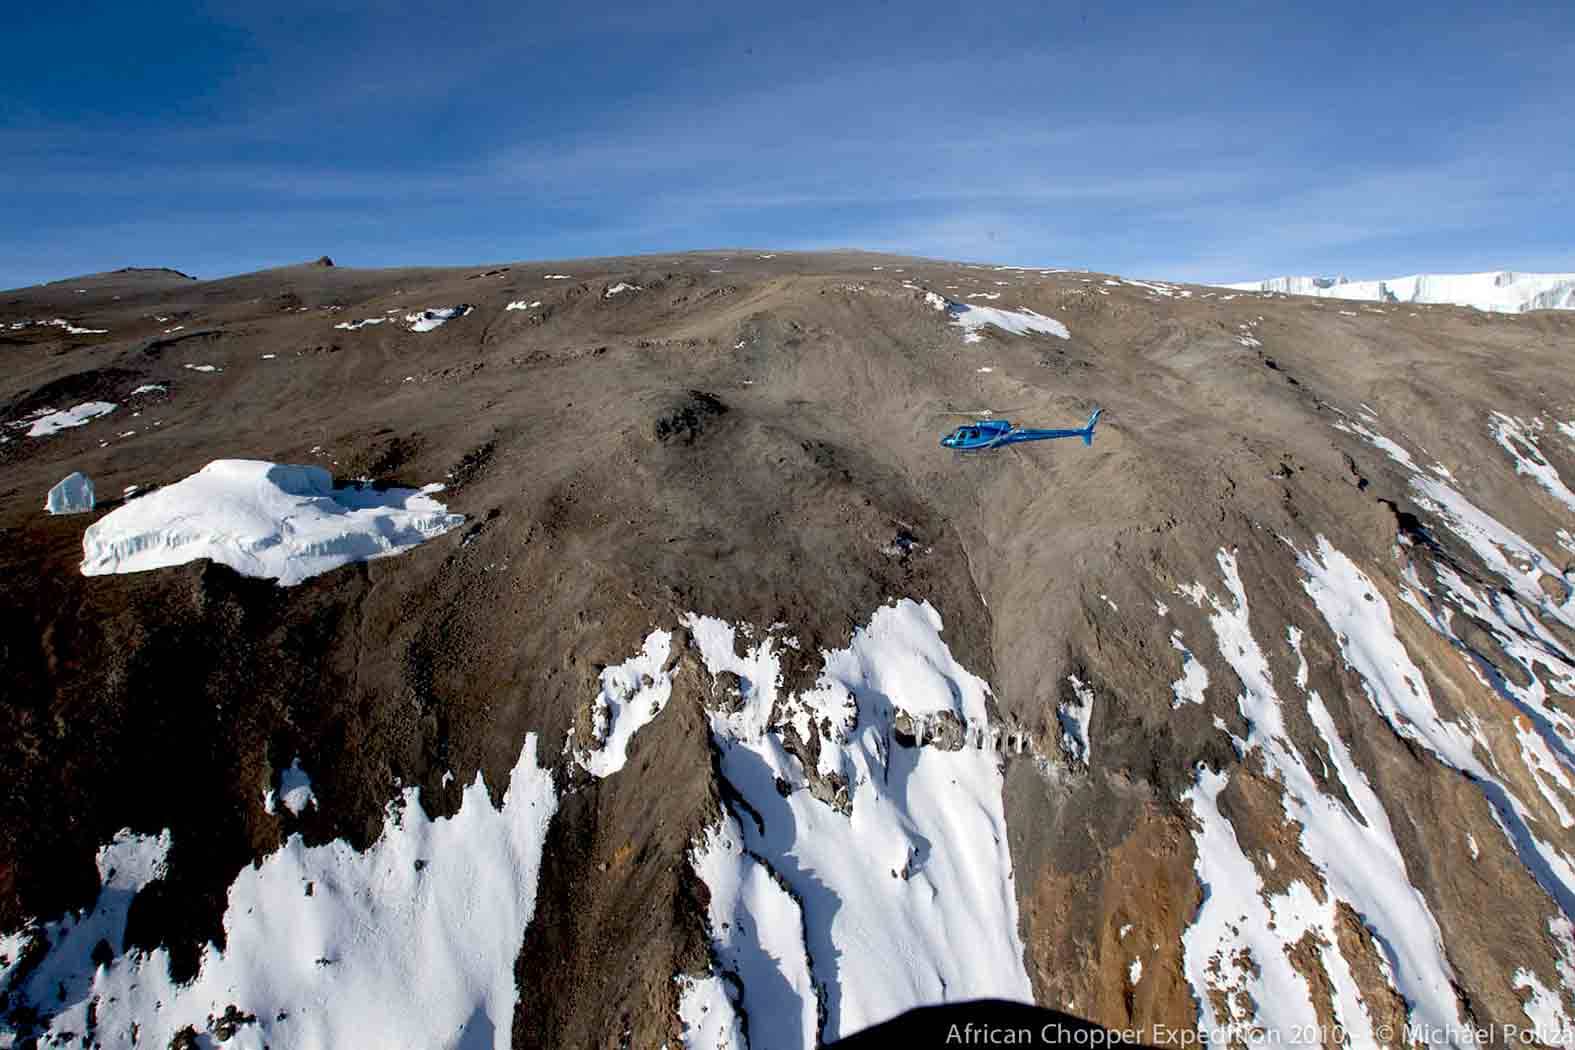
[1058,675,1095,764]
[1514,969,1575,1046]
[20,401,116,437]
[406,306,472,332]
[924,290,1070,342]
[574,629,675,778]
[1491,412,1575,516]
[81,460,464,586]
[44,317,109,335]
[1121,279,1181,298]
[1169,631,1209,707]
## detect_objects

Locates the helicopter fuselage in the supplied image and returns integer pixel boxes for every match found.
[940,408,1102,452]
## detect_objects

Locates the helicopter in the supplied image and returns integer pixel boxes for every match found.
[940,407,1102,451]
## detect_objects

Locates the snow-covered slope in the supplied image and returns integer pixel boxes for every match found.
[80,459,464,585]
[0,739,557,1050]
[682,600,1033,1045]
[1,600,1027,1050]
[1220,271,1575,313]
[1175,547,1464,1043]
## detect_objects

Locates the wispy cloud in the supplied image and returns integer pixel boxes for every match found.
[3,0,1573,285]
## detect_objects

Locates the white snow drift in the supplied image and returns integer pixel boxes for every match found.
[1058,675,1095,764]
[0,738,557,1050]
[405,306,472,332]
[924,290,1070,342]
[1490,412,1575,517]
[17,401,116,437]
[1222,271,1575,313]
[80,460,464,586]
[40,317,110,335]
[574,629,675,779]
[1168,630,1209,707]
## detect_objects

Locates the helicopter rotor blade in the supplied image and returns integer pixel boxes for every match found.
[932,406,1025,418]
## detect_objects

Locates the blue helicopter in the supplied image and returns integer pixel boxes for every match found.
[941,408,1103,451]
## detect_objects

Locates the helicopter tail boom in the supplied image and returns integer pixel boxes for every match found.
[1081,407,1103,446]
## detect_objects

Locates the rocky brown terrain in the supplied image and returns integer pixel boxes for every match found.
[2,251,1574,1049]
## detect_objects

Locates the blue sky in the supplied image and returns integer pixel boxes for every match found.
[4,0,1572,288]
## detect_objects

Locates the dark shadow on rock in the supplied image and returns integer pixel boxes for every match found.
[822,999,1159,1049]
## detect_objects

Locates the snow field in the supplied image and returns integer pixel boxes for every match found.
[405,306,472,332]
[683,600,1032,1043]
[80,460,464,585]
[16,401,116,437]
[1,738,557,1050]
[1178,547,1461,1045]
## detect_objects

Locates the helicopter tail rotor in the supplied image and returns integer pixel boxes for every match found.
[1081,407,1103,446]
